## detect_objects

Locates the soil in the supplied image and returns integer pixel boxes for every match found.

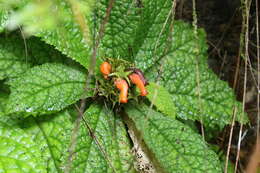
[175,0,259,172]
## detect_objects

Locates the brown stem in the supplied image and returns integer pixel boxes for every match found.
[64,0,115,172]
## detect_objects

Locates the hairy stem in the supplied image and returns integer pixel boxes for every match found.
[64,0,115,172]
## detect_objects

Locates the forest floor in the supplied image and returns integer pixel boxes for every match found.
[176,0,259,172]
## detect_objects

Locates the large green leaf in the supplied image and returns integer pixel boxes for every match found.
[6,63,91,115]
[0,110,79,172]
[37,11,92,68]
[96,0,140,60]
[132,0,173,63]
[96,0,173,63]
[72,103,134,173]
[135,19,246,129]
[125,102,222,173]
[2,104,134,172]
[18,111,73,173]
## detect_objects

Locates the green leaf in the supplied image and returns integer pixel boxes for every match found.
[0,115,46,173]
[6,63,91,115]
[16,104,134,173]
[0,110,74,172]
[146,82,176,118]
[18,111,73,173]
[125,102,222,173]
[96,0,140,60]
[96,0,173,63]
[137,20,247,129]
[132,0,173,65]
[37,19,92,69]
[71,103,134,173]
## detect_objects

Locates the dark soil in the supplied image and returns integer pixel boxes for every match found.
[176,0,259,172]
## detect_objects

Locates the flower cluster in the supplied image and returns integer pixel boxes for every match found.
[100,61,148,103]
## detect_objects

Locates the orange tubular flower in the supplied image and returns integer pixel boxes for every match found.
[114,79,129,103]
[129,73,148,96]
[100,62,112,79]
[132,69,148,86]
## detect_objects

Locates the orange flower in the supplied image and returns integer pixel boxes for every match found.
[114,79,129,103]
[129,73,148,96]
[100,62,112,79]
[132,69,148,86]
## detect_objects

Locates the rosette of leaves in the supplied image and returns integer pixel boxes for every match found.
[0,0,247,172]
